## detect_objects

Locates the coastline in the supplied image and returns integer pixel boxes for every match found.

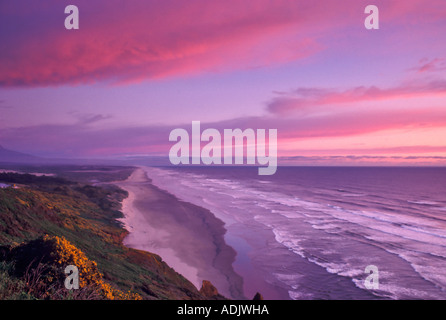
[115,167,245,299]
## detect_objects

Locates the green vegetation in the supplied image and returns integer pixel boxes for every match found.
[0,165,135,184]
[0,172,71,186]
[0,169,212,300]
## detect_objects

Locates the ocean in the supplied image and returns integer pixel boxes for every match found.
[143,166,446,300]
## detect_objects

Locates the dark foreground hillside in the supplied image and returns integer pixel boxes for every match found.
[0,172,224,300]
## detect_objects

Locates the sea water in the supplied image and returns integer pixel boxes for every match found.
[143,166,446,300]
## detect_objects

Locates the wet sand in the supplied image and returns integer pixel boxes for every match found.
[115,168,245,299]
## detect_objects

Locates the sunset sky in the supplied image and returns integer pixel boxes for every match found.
[1,0,446,165]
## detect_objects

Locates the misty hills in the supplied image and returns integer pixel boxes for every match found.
[0,145,41,164]
[0,145,171,167]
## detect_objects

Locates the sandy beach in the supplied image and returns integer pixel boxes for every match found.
[115,167,245,299]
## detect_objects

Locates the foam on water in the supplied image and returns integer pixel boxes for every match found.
[143,166,446,299]
[408,200,439,206]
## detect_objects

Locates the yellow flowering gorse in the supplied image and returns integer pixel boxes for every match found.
[43,235,141,300]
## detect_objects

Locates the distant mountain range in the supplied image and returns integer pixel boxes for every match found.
[0,145,171,166]
[0,145,41,163]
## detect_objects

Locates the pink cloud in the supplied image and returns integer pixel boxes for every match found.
[414,58,446,73]
[267,79,446,114]
[280,146,446,157]
[3,104,446,158]
[279,155,446,166]
[0,0,329,86]
[2,0,444,87]
[277,108,446,139]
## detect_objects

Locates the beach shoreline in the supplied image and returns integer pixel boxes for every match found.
[115,167,245,299]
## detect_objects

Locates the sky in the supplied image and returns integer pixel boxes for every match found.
[1,0,446,165]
